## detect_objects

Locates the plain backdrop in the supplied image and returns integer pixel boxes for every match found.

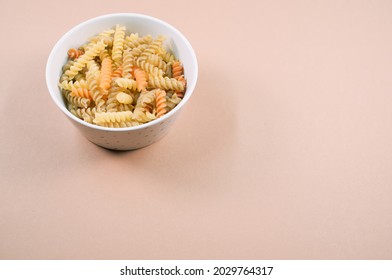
[1,0,391,259]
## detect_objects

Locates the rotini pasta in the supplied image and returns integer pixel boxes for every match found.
[172,61,183,79]
[116,92,133,104]
[99,57,112,90]
[135,59,164,77]
[64,90,90,108]
[147,54,168,71]
[111,24,126,67]
[67,48,84,59]
[59,25,187,128]
[122,48,134,79]
[148,76,185,91]
[125,33,152,49]
[155,89,167,118]
[133,67,148,92]
[86,60,105,111]
[112,66,123,78]
[70,86,92,100]
[64,40,106,80]
[115,78,137,91]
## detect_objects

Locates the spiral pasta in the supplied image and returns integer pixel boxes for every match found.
[147,54,168,71]
[70,87,92,100]
[155,90,167,118]
[70,107,97,123]
[115,78,137,91]
[116,92,133,105]
[94,111,133,125]
[111,24,126,67]
[112,66,123,78]
[148,76,185,91]
[106,79,123,112]
[59,79,88,91]
[64,40,106,80]
[125,33,152,49]
[87,60,105,111]
[133,67,148,92]
[68,48,84,59]
[160,48,176,63]
[175,75,186,98]
[166,92,182,112]
[135,59,164,77]
[132,108,157,123]
[138,35,165,61]
[64,90,90,109]
[172,61,183,79]
[100,57,112,90]
[122,48,134,79]
[59,25,187,128]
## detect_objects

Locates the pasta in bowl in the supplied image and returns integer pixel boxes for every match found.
[46,13,198,150]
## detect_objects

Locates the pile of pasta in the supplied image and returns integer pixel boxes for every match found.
[59,24,186,128]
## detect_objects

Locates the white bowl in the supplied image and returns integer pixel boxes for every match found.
[46,13,198,150]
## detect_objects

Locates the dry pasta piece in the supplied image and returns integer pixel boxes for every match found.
[111,24,126,67]
[116,92,133,104]
[89,36,113,47]
[64,90,90,108]
[125,33,152,49]
[99,57,112,90]
[148,76,185,91]
[147,54,168,71]
[172,61,183,79]
[118,103,134,112]
[132,108,156,123]
[106,79,127,112]
[59,79,88,91]
[166,93,182,112]
[122,48,134,79]
[137,90,156,107]
[70,107,97,123]
[68,48,84,59]
[160,48,175,63]
[155,90,167,118]
[133,67,148,92]
[70,86,92,100]
[64,40,106,80]
[175,75,186,98]
[82,29,115,51]
[112,66,123,78]
[135,59,164,77]
[87,60,105,111]
[128,44,149,58]
[137,35,165,61]
[115,78,137,91]
[99,49,110,61]
[132,90,156,122]
[94,111,133,126]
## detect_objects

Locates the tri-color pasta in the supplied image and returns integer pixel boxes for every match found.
[59,25,187,128]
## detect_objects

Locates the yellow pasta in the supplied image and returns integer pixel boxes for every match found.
[111,24,126,67]
[116,92,133,104]
[64,40,106,80]
[115,78,137,91]
[59,25,187,128]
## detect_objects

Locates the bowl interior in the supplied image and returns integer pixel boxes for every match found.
[46,13,197,129]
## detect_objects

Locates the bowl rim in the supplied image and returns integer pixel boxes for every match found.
[46,13,198,131]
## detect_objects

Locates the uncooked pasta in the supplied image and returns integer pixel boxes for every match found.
[58,24,187,127]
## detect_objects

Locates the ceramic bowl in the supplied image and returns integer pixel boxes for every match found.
[46,13,198,150]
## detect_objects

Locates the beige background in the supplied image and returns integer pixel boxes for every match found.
[1,0,392,259]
